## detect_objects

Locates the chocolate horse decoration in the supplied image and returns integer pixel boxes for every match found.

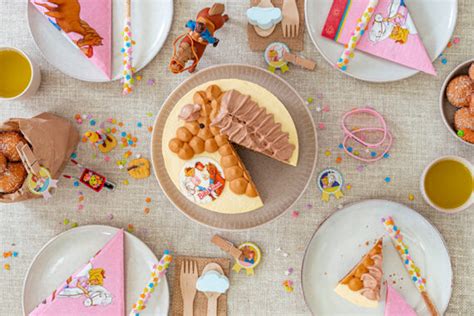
[169,3,229,74]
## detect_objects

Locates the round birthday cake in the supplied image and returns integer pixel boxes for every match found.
[161,79,299,214]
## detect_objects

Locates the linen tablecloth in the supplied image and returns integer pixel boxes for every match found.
[0,0,472,315]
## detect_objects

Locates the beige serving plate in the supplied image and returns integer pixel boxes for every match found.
[151,64,317,230]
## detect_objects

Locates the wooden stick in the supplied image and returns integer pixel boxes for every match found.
[283,52,316,70]
[421,291,440,316]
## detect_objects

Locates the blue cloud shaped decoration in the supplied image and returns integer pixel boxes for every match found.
[247,7,282,30]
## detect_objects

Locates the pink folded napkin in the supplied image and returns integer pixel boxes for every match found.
[322,0,436,75]
[29,229,125,316]
[384,284,417,316]
[31,0,112,79]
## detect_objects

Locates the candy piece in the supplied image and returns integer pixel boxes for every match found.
[127,158,151,179]
[446,75,472,107]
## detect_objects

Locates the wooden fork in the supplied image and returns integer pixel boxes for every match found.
[281,0,300,38]
[180,260,198,316]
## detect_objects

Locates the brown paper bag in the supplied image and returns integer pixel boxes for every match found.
[0,112,80,203]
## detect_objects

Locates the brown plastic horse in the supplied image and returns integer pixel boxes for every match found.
[170,3,229,74]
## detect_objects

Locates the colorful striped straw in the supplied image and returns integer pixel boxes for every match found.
[122,0,134,95]
[129,250,173,316]
[336,0,379,71]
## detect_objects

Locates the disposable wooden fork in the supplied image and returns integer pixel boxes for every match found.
[281,0,300,38]
[180,260,198,316]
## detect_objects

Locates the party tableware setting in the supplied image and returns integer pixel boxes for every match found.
[0,0,473,315]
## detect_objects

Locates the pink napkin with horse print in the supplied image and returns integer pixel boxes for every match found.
[322,0,436,76]
[31,0,112,79]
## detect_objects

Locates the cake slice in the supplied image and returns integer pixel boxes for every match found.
[31,0,112,79]
[29,230,125,316]
[385,284,417,316]
[334,238,383,308]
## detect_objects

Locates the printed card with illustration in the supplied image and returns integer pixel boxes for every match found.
[322,0,436,75]
[29,230,124,316]
[31,0,112,79]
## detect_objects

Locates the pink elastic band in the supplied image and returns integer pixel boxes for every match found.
[341,107,393,163]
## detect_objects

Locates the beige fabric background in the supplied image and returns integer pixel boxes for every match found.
[0,0,473,315]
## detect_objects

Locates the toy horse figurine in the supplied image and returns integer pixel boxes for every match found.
[169,3,229,74]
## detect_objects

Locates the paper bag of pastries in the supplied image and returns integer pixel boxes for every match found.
[0,113,79,203]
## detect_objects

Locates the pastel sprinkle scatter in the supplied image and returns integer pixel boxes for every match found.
[63,218,70,225]
[285,268,294,276]
[282,280,294,292]
[338,143,344,149]
[145,197,152,203]
[71,222,78,228]
[123,179,129,185]
[346,184,352,190]
[318,122,326,130]
[384,177,391,183]
[306,203,313,209]
[336,156,342,164]
[356,165,365,172]
[453,37,460,44]
[137,122,143,128]
[307,97,314,104]
[4,264,10,271]
[383,153,390,159]
[144,207,150,214]
[147,79,156,86]
[73,181,79,187]
[324,150,331,157]
[70,152,77,159]
[12,252,18,258]
[291,211,299,218]
[89,119,96,126]
[408,193,415,201]
[107,213,114,220]
[127,224,134,232]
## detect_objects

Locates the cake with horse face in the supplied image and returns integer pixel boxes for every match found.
[162,80,299,214]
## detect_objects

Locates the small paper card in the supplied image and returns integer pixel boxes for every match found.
[31,0,112,79]
[322,0,436,75]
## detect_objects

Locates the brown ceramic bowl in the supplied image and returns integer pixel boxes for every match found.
[439,58,474,147]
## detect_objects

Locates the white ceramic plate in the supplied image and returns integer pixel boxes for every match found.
[22,225,169,316]
[27,0,173,82]
[305,0,458,82]
[302,200,452,315]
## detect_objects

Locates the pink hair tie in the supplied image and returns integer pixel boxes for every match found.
[341,107,393,163]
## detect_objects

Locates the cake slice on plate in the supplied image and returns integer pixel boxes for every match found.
[29,229,125,316]
[334,238,383,308]
[385,284,417,316]
[31,0,112,79]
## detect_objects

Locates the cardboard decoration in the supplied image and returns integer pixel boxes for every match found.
[0,113,80,203]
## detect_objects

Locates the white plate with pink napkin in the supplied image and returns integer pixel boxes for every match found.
[22,225,169,316]
[305,0,457,82]
[302,200,452,315]
[27,0,173,82]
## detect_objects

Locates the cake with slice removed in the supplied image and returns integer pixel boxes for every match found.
[385,284,417,316]
[334,238,383,308]
[29,230,125,316]
[164,79,299,214]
